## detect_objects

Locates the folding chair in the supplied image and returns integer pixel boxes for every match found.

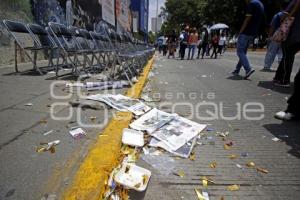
[48,22,84,76]
[3,20,57,74]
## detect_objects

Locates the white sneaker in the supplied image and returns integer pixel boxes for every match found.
[274,111,294,121]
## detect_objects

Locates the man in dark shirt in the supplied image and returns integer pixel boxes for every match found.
[232,0,264,79]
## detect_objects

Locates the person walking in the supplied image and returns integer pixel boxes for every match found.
[210,33,219,59]
[274,0,300,119]
[197,28,209,59]
[232,0,264,79]
[162,35,168,56]
[179,27,189,60]
[218,33,227,55]
[187,28,198,60]
[263,9,286,71]
[167,30,177,59]
[273,0,300,87]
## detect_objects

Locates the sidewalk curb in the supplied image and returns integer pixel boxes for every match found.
[63,57,155,200]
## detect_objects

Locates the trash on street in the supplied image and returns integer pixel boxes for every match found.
[69,128,87,139]
[36,140,60,153]
[122,128,144,147]
[114,163,151,192]
[227,184,240,191]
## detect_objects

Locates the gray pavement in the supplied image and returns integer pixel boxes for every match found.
[130,51,300,200]
[0,63,125,199]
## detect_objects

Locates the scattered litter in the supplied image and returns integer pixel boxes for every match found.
[201,75,208,78]
[210,162,217,168]
[43,130,54,136]
[85,81,129,91]
[132,77,138,83]
[95,74,108,81]
[141,94,160,102]
[206,128,214,132]
[24,103,33,106]
[41,194,57,200]
[189,152,195,161]
[202,179,208,187]
[217,132,229,138]
[69,99,105,110]
[272,137,281,142]
[246,162,256,167]
[202,192,209,200]
[236,164,243,169]
[241,152,249,157]
[202,177,215,184]
[122,128,144,147]
[36,140,60,153]
[164,82,168,85]
[130,108,176,133]
[39,119,48,124]
[90,116,97,121]
[141,154,176,175]
[223,144,231,150]
[69,128,87,139]
[66,82,85,87]
[195,189,205,200]
[256,167,269,174]
[86,94,151,115]
[149,136,197,158]
[174,170,185,178]
[114,163,151,191]
[227,184,240,191]
[229,155,238,159]
[148,115,206,151]
[226,141,233,147]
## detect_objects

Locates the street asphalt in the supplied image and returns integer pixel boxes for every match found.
[0,50,299,200]
[130,50,300,200]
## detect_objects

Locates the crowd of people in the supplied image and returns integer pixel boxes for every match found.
[157,0,300,121]
[157,26,228,61]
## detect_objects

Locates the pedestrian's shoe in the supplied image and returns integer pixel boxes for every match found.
[244,69,255,79]
[273,82,291,88]
[231,70,239,76]
[261,68,273,72]
[274,111,295,121]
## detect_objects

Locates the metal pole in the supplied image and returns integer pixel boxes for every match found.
[155,0,158,33]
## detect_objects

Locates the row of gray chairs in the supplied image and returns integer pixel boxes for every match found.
[2,20,154,83]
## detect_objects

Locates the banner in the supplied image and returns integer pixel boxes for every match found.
[116,0,132,31]
[101,0,116,26]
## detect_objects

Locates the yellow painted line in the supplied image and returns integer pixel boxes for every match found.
[63,57,155,200]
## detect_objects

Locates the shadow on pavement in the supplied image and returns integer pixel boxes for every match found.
[258,80,293,94]
[226,75,244,80]
[264,120,300,158]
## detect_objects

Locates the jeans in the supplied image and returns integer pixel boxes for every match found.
[264,41,282,69]
[234,34,254,73]
[188,44,197,59]
[179,42,187,59]
[274,42,300,84]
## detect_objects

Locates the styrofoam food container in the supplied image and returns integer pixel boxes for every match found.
[114,163,151,191]
[122,128,144,147]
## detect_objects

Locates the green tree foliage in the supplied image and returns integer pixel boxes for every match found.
[160,0,284,35]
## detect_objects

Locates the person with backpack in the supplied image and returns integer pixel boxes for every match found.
[275,0,300,120]
[273,0,300,87]
[262,7,287,71]
[179,26,189,60]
